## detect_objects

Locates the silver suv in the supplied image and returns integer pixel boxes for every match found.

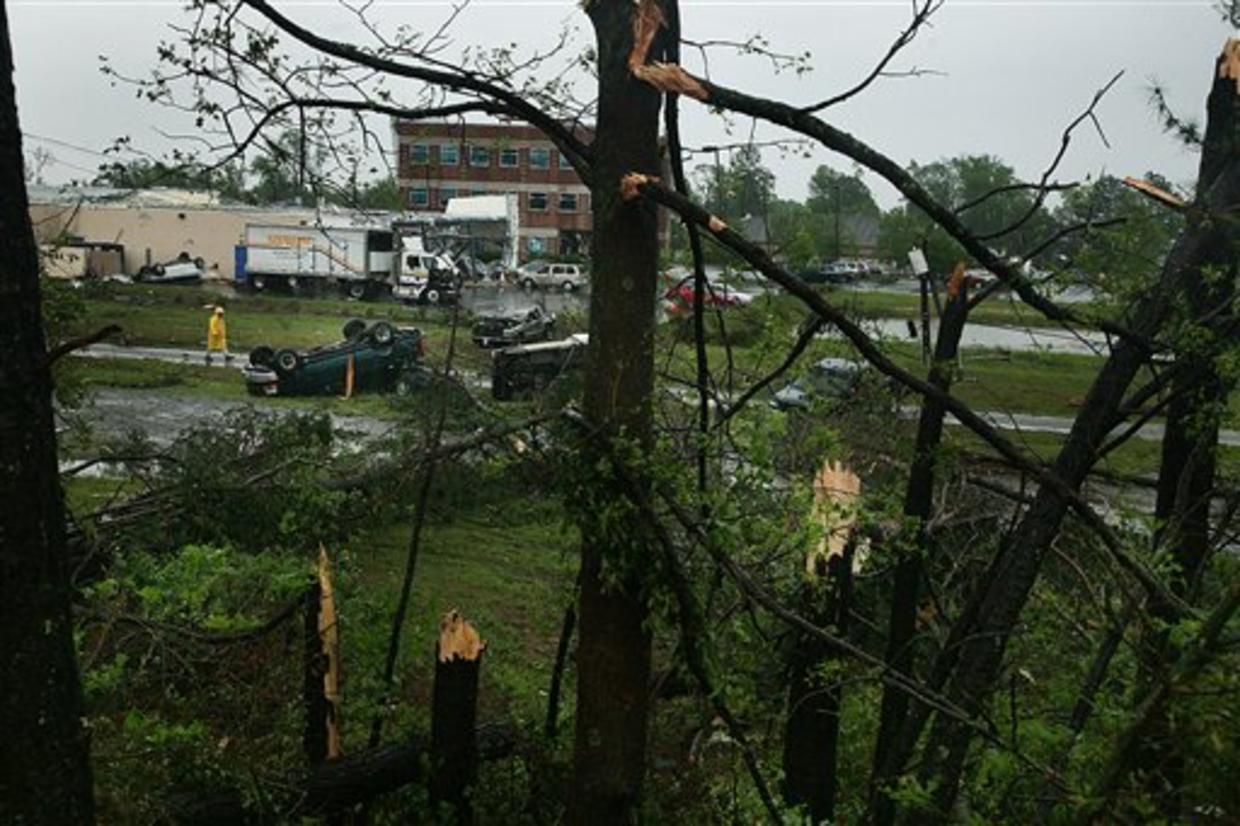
[518,261,587,292]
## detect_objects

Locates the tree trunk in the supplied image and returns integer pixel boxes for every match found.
[544,597,577,740]
[304,582,329,766]
[890,47,1240,823]
[0,2,96,820]
[430,611,484,821]
[870,274,968,817]
[568,1,664,821]
[783,542,855,823]
[1130,58,1240,810]
[173,721,516,824]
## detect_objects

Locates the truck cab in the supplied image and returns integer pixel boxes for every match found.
[392,238,460,305]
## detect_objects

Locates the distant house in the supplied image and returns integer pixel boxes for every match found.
[840,214,880,258]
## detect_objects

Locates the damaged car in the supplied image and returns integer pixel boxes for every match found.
[491,333,588,401]
[243,319,429,397]
[471,305,557,348]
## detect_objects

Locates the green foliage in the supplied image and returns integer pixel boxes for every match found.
[41,277,89,405]
[690,144,776,229]
[1049,173,1182,299]
[878,154,1054,272]
[107,409,359,554]
[93,158,247,199]
[80,542,310,820]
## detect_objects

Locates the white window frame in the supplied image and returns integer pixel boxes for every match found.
[558,192,578,212]
[409,144,429,165]
[529,148,550,170]
[409,187,429,208]
[439,144,459,166]
[469,145,490,167]
[499,148,519,168]
[440,187,457,205]
[558,152,573,170]
[528,192,549,211]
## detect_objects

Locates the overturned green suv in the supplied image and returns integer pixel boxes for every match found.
[243,319,429,397]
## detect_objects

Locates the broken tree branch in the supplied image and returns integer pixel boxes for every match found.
[44,324,122,366]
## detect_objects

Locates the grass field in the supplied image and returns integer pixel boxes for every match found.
[64,280,1240,472]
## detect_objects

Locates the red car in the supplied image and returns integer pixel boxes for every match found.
[662,277,754,315]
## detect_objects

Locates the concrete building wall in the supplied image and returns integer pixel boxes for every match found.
[29,202,327,278]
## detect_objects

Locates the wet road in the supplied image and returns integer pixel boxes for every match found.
[827,318,1110,356]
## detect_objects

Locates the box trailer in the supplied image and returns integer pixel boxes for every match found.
[236,223,396,299]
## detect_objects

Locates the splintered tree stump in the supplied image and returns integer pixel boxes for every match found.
[304,581,328,766]
[430,610,485,819]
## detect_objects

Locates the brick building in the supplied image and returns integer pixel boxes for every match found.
[394,120,594,260]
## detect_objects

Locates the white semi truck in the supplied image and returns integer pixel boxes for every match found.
[235,223,397,299]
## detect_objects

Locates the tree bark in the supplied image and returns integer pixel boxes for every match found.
[430,611,484,821]
[304,582,329,766]
[870,274,968,816]
[783,543,855,823]
[568,1,663,821]
[1129,53,1240,811]
[0,2,96,820]
[173,721,515,824]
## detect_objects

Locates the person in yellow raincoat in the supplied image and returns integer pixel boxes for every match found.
[205,305,231,363]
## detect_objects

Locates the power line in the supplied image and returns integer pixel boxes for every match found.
[22,132,115,158]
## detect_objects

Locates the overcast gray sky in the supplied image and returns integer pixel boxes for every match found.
[8,0,1233,207]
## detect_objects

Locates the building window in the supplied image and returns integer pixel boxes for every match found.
[440,187,457,205]
[530,148,550,169]
[472,189,487,197]
[410,144,429,165]
[470,145,490,167]
[499,148,519,168]
[558,152,574,170]
[559,192,578,212]
[528,237,546,254]
[529,192,548,211]
[409,187,429,208]
[440,144,459,166]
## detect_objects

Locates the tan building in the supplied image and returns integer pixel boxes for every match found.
[394,120,594,260]
[27,186,368,279]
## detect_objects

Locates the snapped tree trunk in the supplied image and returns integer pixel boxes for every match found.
[870,271,969,817]
[568,1,664,821]
[430,611,485,820]
[889,44,1240,824]
[1129,47,1240,812]
[0,3,96,820]
[784,462,861,822]
[783,543,856,822]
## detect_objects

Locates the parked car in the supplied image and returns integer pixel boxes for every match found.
[517,261,587,292]
[663,277,754,314]
[769,357,865,411]
[491,333,588,401]
[135,252,204,285]
[800,260,864,285]
[243,319,427,397]
[472,305,557,348]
